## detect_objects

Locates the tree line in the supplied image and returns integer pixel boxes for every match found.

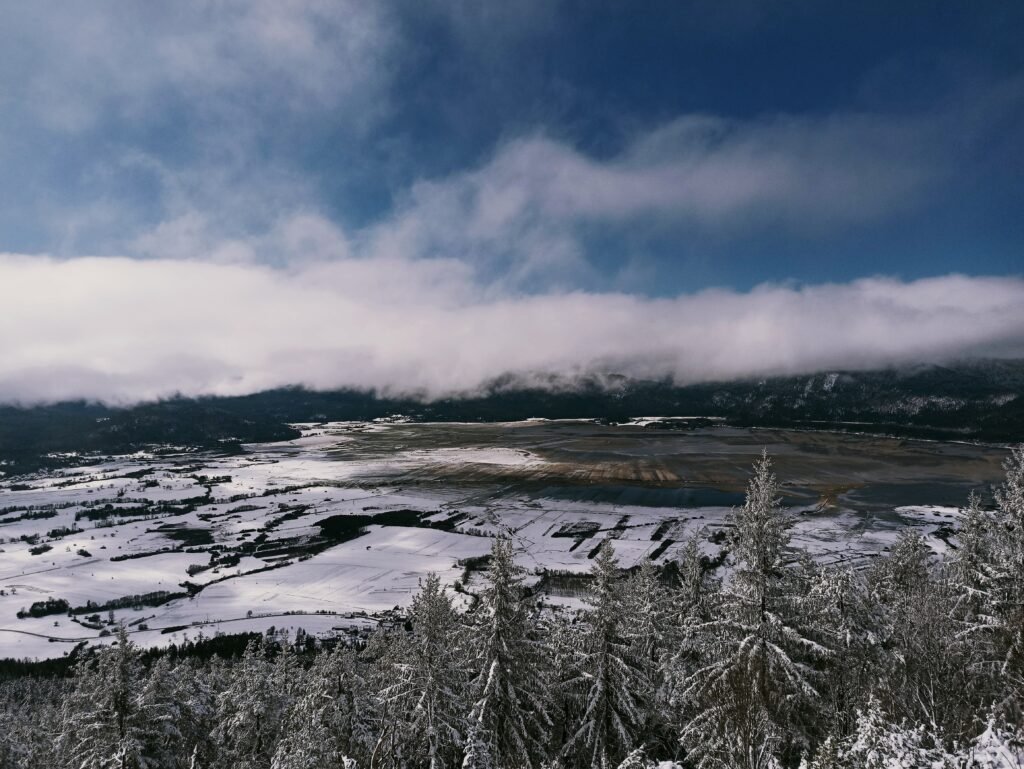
[2,449,1023,768]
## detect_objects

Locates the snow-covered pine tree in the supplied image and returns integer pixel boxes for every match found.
[868,528,930,606]
[212,637,288,769]
[365,625,416,769]
[951,491,999,622]
[464,536,551,769]
[270,669,340,769]
[543,605,585,760]
[0,702,16,769]
[461,722,494,769]
[673,535,719,626]
[799,735,842,769]
[0,676,67,769]
[680,451,830,769]
[805,564,879,740]
[621,558,675,752]
[991,445,1024,715]
[949,492,1004,703]
[622,558,668,673]
[614,744,653,769]
[55,625,166,769]
[844,695,954,768]
[962,716,1024,767]
[564,541,646,768]
[311,643,376,765]
[381,572,471,769]
[894,567,981,740]
[166,656,220,768]
[866,527,983,740]
[940,450,1024,730]
[661,535,719,740]
[865,527,932,679]
[134,656,188,768]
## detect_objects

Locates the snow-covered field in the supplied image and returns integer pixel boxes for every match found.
[0,421,1001,659]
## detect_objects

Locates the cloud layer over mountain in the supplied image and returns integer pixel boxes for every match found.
[3,254,1022,404]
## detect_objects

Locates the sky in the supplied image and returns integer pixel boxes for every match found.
[1,1,1023,403]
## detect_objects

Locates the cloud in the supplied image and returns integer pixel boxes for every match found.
[108,102,964,290]
[359,101,998,286]
[2,1,1019,285]
[491,114,943,226]
[0,0,395,133]
[1,253,1021,405]
[0,0,397,257]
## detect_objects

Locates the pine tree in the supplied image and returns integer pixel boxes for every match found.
[615,745,653,769]
[844,696,954,769]
[800,735,842,769]
[465,536,551,769]
[56,626,164,769]
[167,658,220,769]
[990,445,1024,715]
[869,529,930,606]
[962,716,1024,767]
[948,491,1006,713]
[544,608,585,760]
[865,527,985,740]
[565,542,646,768]
[365,627,414,769]
[270,671,340,769]
[313,644,376,765]
[135,656,187,768]
[680,452,830,769]
[662,535,719,740]
[622,558,668,671]
[951,491,999,618]
[673,535,719,625]
[213,638,289,769]
[805,564,878,739]
[461,722,494,769]
[381,573,471,769]
[621,558,674,751]
[0,677,66,769]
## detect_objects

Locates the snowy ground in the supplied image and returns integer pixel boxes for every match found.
[0,420,1007,659]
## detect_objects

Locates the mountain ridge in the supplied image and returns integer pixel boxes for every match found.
[2,359,1022,474]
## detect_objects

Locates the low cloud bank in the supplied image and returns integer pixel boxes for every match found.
[1,255,1022,405]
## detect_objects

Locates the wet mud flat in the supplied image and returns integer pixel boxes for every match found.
[321,421,1010,514]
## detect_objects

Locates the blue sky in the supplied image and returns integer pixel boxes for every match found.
[1,2,1023,401]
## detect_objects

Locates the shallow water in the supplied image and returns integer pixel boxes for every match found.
[527,483,746,508]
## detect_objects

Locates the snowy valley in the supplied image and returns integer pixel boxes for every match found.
[0,420,1007,661]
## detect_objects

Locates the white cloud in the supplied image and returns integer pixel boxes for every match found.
[486,116,939,225]
[0,1,397,257]
[4,1,1017,285]
[1,253,1021,404]
[358,106,973,286]
[124,100,958,288]
[1,0,395,133]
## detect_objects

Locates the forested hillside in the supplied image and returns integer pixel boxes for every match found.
[0,400,299,475]
[2,450,1023,768]
[2,360,1023,475]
